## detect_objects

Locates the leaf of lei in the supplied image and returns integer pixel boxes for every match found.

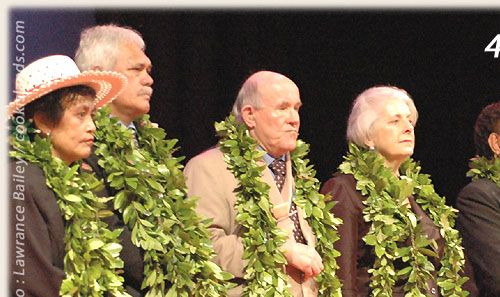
[467,155,500,188]
[92,106,232,297]
[215,114,342,297]
[9,133,130,297]
[339,142,469,297]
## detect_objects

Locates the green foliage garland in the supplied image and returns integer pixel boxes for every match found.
[467,155,500,187]
[214,115,342,297]
[339,142,468,297]
[10,133,129,297]
[92,107,232,297]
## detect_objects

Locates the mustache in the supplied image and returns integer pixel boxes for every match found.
[138,87,153,97]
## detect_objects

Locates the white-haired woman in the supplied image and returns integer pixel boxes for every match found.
[8,55,127,297]
[321,86,468,297]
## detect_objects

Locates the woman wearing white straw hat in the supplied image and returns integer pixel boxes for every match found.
[8,55,129,297]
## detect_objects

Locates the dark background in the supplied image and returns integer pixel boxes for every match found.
[9,8,500,205]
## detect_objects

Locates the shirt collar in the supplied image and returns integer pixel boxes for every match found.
[115,118,137,131]
[258,146,286,166]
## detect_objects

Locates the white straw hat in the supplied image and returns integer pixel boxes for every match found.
[8,55,127,117]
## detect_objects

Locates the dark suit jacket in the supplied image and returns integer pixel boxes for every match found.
[9,160,65,297]
[84,149,146,297]
[456,178,500,297]
[320,174,443,297]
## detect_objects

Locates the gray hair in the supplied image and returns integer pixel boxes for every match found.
[346,86,418,147]
[232,75,263,124]
[75,24,145,71]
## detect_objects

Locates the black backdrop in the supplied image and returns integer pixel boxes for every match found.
[90,9,500,205]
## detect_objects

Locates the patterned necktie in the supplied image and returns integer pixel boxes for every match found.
[269,159,306,244]
[269,159,286,191]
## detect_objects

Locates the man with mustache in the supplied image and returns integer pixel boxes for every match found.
[75,24,231,297]
[74,24,154,297]
[76,24,153,128]
[184,71,323,297]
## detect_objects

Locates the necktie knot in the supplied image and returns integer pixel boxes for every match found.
[270,159,286,174]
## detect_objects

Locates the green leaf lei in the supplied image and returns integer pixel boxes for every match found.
[214,115,342,297]
[9,131,129,297]
[339,142,468,297]
[92,106,232,297]
[466,155,500,187]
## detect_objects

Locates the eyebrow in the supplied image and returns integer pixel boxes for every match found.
[278,98,302,105]
[79,100,96,109]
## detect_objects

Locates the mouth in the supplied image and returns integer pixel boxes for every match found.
[137,94,151,102]
[138,89,153,100]
[83,138,94,145]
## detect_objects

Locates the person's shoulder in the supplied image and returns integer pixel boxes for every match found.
[456,178,500,207]
[185,145,221,165]
[184,145,226,174]
[322,173,356,192]
[321,173,362,202]
[459,178,500,195]
[332,173,356,184]
[9,158,54,200]
[10,158,45,179]
[321,173,366,213]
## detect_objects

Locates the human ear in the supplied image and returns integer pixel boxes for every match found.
[488,133,500,155]
[241,105,256,128]
[33,112,54,137]
[364,136,375,149]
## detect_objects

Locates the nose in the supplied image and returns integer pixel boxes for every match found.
[142,71,154,86]
[403,119,414,134]
[289,108,300,127]
[86,116,96,133]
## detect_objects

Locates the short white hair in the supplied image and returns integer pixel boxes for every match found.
[346,86,418,147]
[75,24,145,71]
[232,77,262,123]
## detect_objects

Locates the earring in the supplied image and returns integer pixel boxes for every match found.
[369,146,375,151]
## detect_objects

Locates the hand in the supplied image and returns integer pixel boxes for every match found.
[283,242,324,281]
